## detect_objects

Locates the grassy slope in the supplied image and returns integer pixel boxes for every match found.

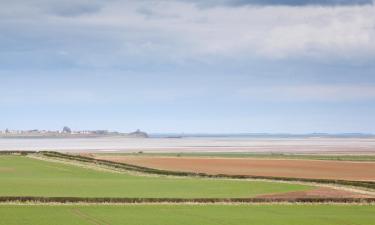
[97,152,375,161]
[0,156,310,198]
[0,205,374,225]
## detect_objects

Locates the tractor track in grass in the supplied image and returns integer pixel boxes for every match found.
[71,208,111,225]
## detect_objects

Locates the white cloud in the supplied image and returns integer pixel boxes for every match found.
[257,6,375,59]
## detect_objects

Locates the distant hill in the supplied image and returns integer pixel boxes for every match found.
[127,129,149,138]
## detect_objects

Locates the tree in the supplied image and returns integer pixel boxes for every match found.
[62,126,72,133]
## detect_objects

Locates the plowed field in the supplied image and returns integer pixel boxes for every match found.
[96,156,375,181]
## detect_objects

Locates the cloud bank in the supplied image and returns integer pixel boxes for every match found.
[183,0,373,7]
[1,0,375,70]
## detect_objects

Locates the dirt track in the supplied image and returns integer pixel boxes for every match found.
[257,187,371,199]
[96,156,375,181]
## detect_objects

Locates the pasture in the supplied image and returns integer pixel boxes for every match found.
[0,204,374,225]
[0,155,311,198]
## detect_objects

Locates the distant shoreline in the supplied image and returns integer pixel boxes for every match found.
[0,129,149,139]
[1,133,374,139]
[0,135,144,139]
[0,133,150,139]
[150,133,375,139]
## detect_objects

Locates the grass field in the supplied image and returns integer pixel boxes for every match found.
[0,204,374,225]
[0,155,311,198]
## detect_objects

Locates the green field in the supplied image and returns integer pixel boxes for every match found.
[0,156,310,198]
[0,204,374,225]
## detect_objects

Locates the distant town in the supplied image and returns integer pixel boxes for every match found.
[0,127,148,138]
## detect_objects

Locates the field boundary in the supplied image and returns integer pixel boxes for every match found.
[1,196,375,204]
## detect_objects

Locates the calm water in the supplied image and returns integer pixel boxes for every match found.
[0,137,375,153]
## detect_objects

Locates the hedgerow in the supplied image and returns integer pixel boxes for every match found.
[0,196,374,204]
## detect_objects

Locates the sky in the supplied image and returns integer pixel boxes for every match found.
[1,0,375,133]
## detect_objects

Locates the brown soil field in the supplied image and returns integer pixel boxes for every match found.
[257,187,371,199]
[95,156,375,181]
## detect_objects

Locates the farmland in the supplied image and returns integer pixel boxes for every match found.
[1,204,375,225]
[0,155,311,198]
[1,152,375,225]
[94,155,375,181]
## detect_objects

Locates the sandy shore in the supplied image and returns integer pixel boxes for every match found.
[0,137,375,154]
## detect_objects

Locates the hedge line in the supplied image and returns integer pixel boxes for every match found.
[40,151,375,190]
[1,196,374,204]
[0,151,36,155]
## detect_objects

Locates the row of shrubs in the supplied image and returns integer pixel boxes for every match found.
[41,151,185,175]
[40,151,375,190]
[0,151,35,155]
[0,196,374,204]
[2,150,375,190]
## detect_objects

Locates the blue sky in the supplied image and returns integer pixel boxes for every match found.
[1,0,375,133]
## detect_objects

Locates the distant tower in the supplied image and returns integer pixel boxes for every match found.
[62,126,72,134]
